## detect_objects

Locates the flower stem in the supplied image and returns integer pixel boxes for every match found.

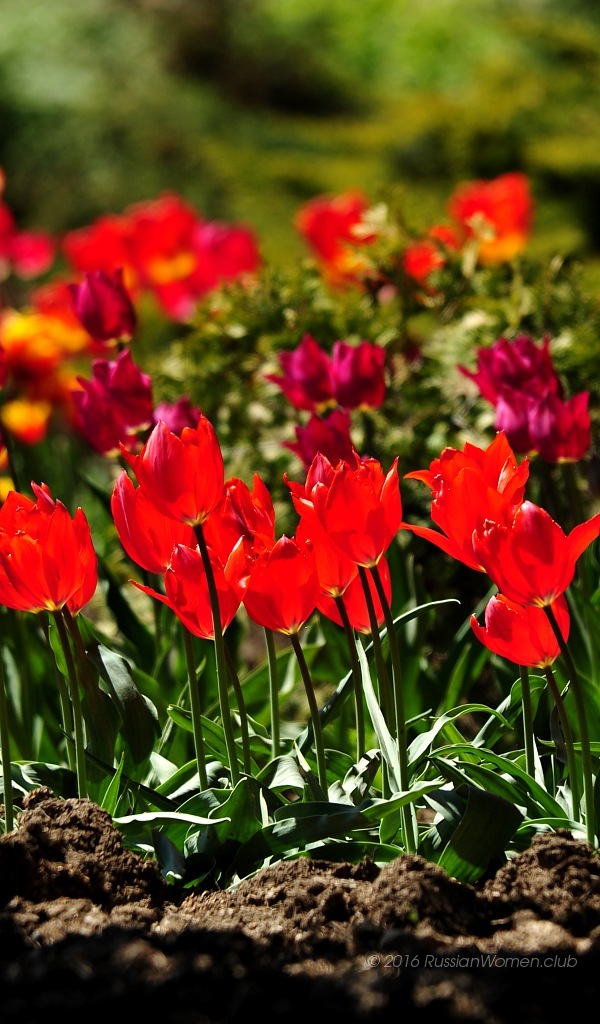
[182,626,208,791]
[224,646,252,775]
[333,595,365,761]
[543,665,580,824]
[357,567,393,731]
[264,628,280,759]
[290,632,328,794]
[357,565,393,798]
[53,610,88,799]
[519,666,536,780]
[370,563,417,855]
[0,640,14,832]
[544,602,595,846]
[194,524,240,786]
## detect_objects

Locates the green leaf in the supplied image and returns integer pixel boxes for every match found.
[358,639,401,792]
[425,784,524,882]
[431,746,567,818]
[99,752,125,816]
[48,619,119,765]
[3,760,77,799]
[408,703,514,770]
[208,777,265,847]
[92,644,160,767]
[257,755,306,792]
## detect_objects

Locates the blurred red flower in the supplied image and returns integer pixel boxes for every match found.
[295,189,376,288]
[62,192,260,321]
[447,172,533,264]
[284,408,356,468]
[73,349,154,455]
[68,268,137,345]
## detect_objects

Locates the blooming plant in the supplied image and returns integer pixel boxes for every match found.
[0,167,598,892]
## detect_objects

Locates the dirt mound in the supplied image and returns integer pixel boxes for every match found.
[1,788,599,1022]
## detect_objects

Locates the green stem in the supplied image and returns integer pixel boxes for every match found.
[357,565,393,798]
[519,666,536,780]
[182,626,208,791]
[544,665,580,824]
[370,562,417,855]
[290,632,328,794]
[264,628,280,759]
[224,646,252,775]
[194,524,240,786]
[357,566,393,731]
[334,594,365,761]
[0,638,14,832]
[53,610,88,799]
[41,616,75,770]
[544,602,595,846]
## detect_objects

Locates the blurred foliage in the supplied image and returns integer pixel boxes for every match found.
[0,0,599,274]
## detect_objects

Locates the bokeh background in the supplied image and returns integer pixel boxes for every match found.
[1,0,599,279]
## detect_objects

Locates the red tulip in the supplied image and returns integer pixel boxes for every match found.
[266,334,334,412]
[203,473,276,564]
[73,349,154,454]
[527,390,591,463]
[152,396,203,436]
[404,431,529,571]
[473,500,600,606]
[120,416,224,526]
[284,408,355,468]
[447,172,533,264]
[133,541,244,640]
[331,339,386,410]
[318,556,391,634]
[0,483,97,614]
[312,454,403,568]
[242,535,319,635]
[459,334,560,407]
[470,592,569,668]
[68,268,137,345]
[111,470,196,574]
[295,510,358,599]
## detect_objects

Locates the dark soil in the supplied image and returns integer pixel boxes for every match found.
[2,788,600,1022]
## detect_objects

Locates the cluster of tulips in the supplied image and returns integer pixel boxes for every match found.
[0,166,598,878]
[0,409,597,850]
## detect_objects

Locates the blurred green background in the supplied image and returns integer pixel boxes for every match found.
[1,0,599,275]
